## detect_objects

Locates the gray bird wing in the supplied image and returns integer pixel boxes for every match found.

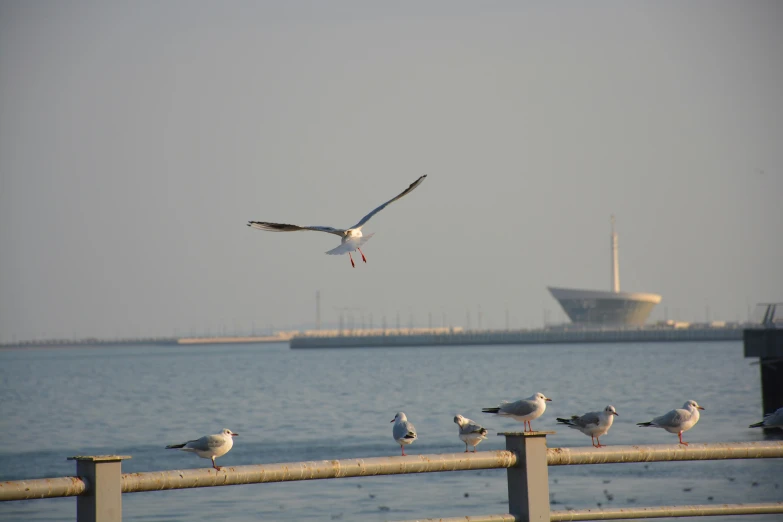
[500,399,536,416]
[350,175,426,229]
[653,408,688,428]
[394,421,417,440]
[248,222,344,236]
[186,434,227,451]
[573,411,601,428]
[460,419,487,435]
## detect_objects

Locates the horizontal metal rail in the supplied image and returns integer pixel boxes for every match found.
[120,450,516,494]
[546,441,783,465]
[396,502,783,522]
[549,502,783,520]
[4,441,783,502]
[0,476,87,501]
[399,513,521,522]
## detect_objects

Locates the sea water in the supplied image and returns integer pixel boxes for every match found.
[0,341,779,521]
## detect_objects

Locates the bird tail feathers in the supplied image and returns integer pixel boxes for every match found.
[166,443,187,449]
[325,233,375,255]
[482,407,500,414]
[748,421,765,428]
[636,422,653,427]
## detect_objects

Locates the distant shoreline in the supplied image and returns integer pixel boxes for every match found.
[1,324,753,350]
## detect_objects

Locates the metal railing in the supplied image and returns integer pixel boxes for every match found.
[1,433,782,522]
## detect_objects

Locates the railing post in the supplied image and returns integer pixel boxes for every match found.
[501,431,552,522]
[68,455,131,522]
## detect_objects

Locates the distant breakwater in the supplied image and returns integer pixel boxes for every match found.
[289,326,743,349]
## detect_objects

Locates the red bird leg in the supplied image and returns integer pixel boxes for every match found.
[596,437,603,448]
[349,252,355,268]
[358,247,367,263]
[401,445,406,456]
[678,432,688,446]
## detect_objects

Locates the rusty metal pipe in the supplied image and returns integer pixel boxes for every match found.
[547,441,783,466]
[121,450,517,493]
[550,502,783,520]
[400,513,521,522]
[0,476,87,501]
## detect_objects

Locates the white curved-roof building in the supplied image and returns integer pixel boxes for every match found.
[548,217,661,326]
[548,286,662,326]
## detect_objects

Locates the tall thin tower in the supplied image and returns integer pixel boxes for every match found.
[610,216,620,293]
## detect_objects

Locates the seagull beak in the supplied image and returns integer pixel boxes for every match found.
[390,419,395,423]
[698,406,705,410]
[545,397,552,402]
[232,433,238,437]
[613,412,619,416]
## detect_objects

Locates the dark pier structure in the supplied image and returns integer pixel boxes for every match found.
[744,303,783,427]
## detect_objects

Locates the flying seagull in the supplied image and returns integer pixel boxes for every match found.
[165,428,238,470]
[248,175,427,267]
[637,400,704,445]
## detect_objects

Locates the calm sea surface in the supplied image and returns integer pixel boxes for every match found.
[0,341,780,521]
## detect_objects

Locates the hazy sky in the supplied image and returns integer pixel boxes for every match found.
[1,1,782,342]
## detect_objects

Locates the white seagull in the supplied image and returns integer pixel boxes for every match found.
[637,400,704,445]
[749,407,783,429]
[391,412,418,456]
[557,405,618,447]
[454,414,489,452]
[165,428,238,470]
[248,175,427,268]
[482,392,552,433]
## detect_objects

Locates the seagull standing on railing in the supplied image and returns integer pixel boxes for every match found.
[454,414,489,452]
[392,412,418,456]
[248,175,427,268]
[165,428,238,470]
[636,400,704,445]
[482,392,552,432]
[557,405,618,447]
[749,407,783,429]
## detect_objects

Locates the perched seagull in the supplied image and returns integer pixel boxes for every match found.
[637,400,704,446]
[391,412,418,456]
[454,414,489,452]
[248,175,427,268]
[482,392,552,432]
[749,407,783,429]
[557,405,619,447]
[165,428,238,470]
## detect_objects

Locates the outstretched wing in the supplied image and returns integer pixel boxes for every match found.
[325,233,375,255]
[248,221,344,236]
[350,175,427,229]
